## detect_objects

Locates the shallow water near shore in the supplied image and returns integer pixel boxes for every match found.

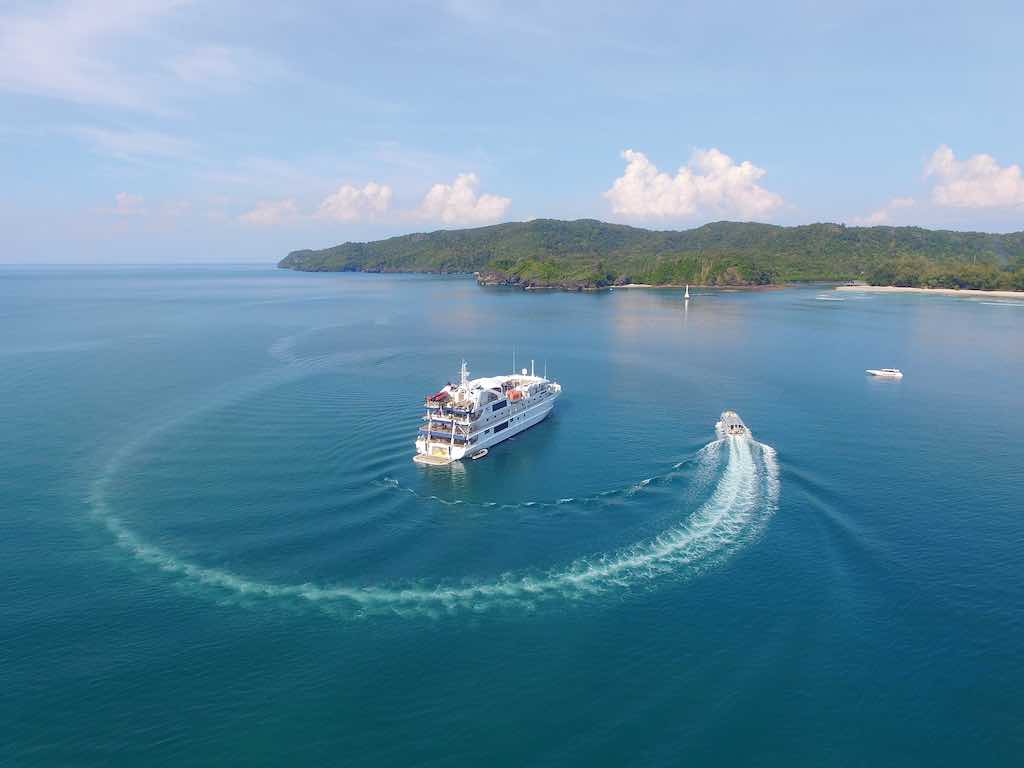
[2,267,1022,766]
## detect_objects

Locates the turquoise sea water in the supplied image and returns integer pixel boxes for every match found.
[2,267,1023,766]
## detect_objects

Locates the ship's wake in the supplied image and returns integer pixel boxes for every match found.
[90,435,779,618]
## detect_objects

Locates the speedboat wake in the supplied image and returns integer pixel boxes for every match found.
[90,425,779,618]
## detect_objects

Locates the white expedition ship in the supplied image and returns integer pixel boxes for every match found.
[414,360,561,465]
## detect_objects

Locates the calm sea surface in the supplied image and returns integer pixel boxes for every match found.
[2,267,1022,766]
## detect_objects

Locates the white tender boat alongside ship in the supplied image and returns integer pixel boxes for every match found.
[414,361,561,465]
[716,410,750,439]
[866,368,903,378]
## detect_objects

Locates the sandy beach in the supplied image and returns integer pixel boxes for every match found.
[836,285,1024,299]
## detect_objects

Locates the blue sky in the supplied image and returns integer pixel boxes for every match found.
[1,0,1022,263]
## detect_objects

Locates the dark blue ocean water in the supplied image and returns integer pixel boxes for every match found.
[2,267,1022,766]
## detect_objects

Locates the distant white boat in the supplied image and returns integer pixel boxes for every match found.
[866,368,903,378]
[470,448,488,460]
[684,284,691,300]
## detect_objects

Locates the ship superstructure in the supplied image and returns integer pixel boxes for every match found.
[414,360,561,465]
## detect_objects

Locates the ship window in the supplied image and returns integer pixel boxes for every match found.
[492,400,507,412]
[493,421,508,433]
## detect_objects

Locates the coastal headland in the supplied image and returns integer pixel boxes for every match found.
[280,218,1024,293]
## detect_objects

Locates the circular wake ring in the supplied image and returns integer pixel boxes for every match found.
[88,346,780,618]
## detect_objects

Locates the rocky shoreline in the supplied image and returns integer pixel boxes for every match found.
[473,272,790,292]
[474,270,782,292]
[474,271,629,291]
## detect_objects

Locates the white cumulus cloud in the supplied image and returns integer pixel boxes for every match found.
[239,199,299,226]
[415,173,510,224]
[316,182,392,221]
[604,148,784,219]
[851,196,915,226]
[925,145,1024,208]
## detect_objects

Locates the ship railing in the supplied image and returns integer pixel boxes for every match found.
[419,428,470,443]
[424,402,474,415]
[419,423,469,435]
[423,413,475,425]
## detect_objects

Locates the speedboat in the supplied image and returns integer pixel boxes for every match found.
[866,368,903,378]
[470,448,488,460]
[715,410,750,439]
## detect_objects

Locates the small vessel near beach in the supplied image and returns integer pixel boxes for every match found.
[414,360,561,465]
[716,410,750,439]
[866,368,903,378]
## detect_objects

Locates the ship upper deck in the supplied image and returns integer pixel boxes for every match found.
[424,371,555,413]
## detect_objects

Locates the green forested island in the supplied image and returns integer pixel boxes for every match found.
[279,219,1024,291]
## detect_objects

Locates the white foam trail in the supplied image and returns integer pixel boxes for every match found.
[691,439,723,489]
[90,435,780,617]
[761,443,780,508]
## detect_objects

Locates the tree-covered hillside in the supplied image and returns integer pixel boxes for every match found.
[279,219,1024,290]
